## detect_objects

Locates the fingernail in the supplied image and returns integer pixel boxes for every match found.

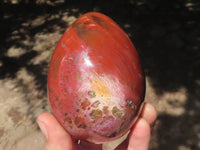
[150,120,156,130]
[138,102,146,117]
[37,120,48,138]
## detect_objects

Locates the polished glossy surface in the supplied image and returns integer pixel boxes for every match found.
[47,12,145,144]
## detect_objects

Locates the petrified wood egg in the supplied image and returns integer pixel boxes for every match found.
[47,12,145,144]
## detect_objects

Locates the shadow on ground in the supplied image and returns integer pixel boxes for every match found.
[0,0,200,149]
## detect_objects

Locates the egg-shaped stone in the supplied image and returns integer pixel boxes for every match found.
[47,12,145,144]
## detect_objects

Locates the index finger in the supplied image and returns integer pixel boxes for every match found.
[139,102,157,126]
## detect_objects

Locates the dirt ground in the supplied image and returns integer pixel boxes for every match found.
[0,0,200,150]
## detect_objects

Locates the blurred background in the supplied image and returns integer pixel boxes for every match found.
[0,0,200,150]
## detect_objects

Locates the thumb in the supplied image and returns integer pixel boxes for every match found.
[37,113,74,150]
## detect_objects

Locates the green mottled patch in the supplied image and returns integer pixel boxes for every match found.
[112,106,124,119]
[91,100,100,108]
[88,91,96,98]
[90,109,102,121]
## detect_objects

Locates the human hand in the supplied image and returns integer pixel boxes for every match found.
[37,102,157,150]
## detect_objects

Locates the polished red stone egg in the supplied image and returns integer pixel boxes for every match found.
[47,12,145,144]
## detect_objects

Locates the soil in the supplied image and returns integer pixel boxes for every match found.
[0,0,200,150]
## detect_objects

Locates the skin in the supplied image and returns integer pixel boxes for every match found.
[37,102,157,150]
